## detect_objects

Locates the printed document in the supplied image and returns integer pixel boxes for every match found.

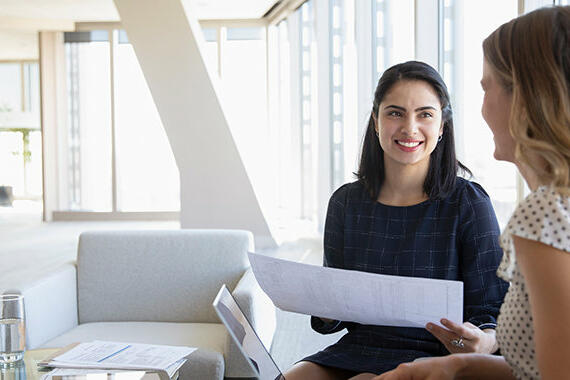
[41,341,195,379]
[40,368,162,380]
[248,252,463,328]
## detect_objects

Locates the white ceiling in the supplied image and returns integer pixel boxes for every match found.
[0,0,279,22]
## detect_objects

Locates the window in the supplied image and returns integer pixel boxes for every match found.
[0,61,41,200]
[65,31,113,211]
[114,31,180,212]
[201,28,219,75]
[372,0,415,80]
[268,0,528,232]
[63,30,179,213]
[299,0,318,220]
[443,0,518,228]
[222,26,270,211]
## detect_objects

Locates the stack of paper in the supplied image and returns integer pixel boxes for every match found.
[40,368,163,380]
[39,341,197,380]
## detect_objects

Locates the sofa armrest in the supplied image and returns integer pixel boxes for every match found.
[232,268,276,348]
[22,263,78,349]
[224,267,277,378]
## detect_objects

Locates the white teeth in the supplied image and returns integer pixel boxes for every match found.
[397,141,421,147]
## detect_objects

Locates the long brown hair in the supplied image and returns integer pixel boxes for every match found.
[483,6,570,188]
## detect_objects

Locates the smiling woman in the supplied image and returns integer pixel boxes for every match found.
[375,80,443,184]
[282,61,509,379]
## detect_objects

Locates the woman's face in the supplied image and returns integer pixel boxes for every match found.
[481,60,516,162]
[376,80,444,171]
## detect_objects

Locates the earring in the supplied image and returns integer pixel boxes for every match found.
[375,131,379,137]
[438,135,443,142]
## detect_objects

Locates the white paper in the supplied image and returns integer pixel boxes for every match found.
[248,252,463,328]
[39,368,154,380]
[48,341,193,378]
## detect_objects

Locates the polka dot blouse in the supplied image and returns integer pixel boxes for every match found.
[496,186,570,379]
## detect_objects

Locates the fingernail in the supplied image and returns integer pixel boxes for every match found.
[441,318,448,324]
[426,323,433,330]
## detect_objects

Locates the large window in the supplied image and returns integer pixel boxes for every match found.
[268,18,300,223]
[443,0,518,228]
[0,61,41,202]
[299,1,318,220]
[222,26,270,212]
[113,31,179,212]
[266,0,537,232]
[62,30,179,213]
[65,31,113,211]
[267,0,416,229]
[330,0,358,191]
[372,0,415,80]
[60,22,270,218]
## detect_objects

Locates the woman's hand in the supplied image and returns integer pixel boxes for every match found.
[426,319,497,354]
[373,356,463,380]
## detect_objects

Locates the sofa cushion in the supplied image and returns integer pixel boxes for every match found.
[39,322,227,380]
[77,230,253,324]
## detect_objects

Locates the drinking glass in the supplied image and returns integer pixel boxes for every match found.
[0,294,25,366]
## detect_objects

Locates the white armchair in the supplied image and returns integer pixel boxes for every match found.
[22,230,276,380]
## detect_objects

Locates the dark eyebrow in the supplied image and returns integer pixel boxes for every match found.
[384,105,406,111]
[384,105,438,112]
[415,106,437,112]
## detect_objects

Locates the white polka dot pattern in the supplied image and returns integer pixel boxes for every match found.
[496,186,570,379]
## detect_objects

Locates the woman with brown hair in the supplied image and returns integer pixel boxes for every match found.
[283,60,508,379]
[375,5,570,380]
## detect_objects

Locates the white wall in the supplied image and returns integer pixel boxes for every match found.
[0,30,39,60]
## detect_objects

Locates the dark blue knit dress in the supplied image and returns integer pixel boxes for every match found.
[302,178,508,375]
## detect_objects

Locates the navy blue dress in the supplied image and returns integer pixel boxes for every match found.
[303,178,508,375]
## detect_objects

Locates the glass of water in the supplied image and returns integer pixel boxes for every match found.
[0,294,25,367]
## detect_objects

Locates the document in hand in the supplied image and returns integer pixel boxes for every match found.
[248,252,463,328]
[39,341,196,380]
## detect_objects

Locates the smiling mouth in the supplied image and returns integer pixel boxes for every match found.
[396,140,423,148]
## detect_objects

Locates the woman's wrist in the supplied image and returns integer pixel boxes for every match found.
[449,354,470,378]
[482,328,498,353]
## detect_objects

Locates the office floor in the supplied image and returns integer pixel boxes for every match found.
[0,203,344,371]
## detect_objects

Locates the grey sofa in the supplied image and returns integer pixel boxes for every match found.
[22,230,276,379]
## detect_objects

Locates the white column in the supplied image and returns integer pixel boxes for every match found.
[113,0,276,248]
[39,31,67,221]
[414,0,440,70]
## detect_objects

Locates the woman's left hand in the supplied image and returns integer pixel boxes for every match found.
[426,319,497,354]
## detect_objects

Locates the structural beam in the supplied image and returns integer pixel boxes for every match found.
[113,0,276,248]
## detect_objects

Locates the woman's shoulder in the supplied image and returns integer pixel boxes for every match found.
[455,177,489,199]
[507,186,570,253]
[330,180,369,202]
[445,177,492,203]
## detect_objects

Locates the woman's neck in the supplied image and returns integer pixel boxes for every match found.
[517,161,541,191]
[378,159,430,206]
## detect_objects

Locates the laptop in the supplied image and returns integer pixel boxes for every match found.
[213,284,286,380]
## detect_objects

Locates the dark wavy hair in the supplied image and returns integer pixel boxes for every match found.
[356,61,471,200]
